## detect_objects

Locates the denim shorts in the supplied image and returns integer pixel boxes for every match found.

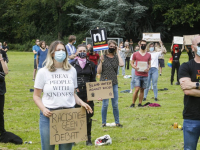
[134,75,148,89]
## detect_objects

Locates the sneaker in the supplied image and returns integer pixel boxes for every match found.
[155,98,158,101]
[116,123,123,128]
[138,104,143,107]
[160,74,161,76]
[32,79,35,81]
[130,104,135,107]
[171,82,173,85]
[143,98,146,101]
[102,124,106,127]
[175,82,180,85]
[129,90,132,93]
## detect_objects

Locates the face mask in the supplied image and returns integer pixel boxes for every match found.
[108,48,115,53]
[149,47,154,52]
[141,45,146,50]
[197,46,200,56]
[78,52,87,58]
[90,49,94,53]
[120,46,123,48]
[74,41,76,45]
[175,47,178,50]
[54,51,66,62]
[135,49,139,52]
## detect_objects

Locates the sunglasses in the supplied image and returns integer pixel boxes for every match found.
[141,44,146,46]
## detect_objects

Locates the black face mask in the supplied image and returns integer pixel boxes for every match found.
[108,48,115,53]
[141,45,146,50]
[78,52,87,58]
[90,49,94,54]
[175,47,178,50]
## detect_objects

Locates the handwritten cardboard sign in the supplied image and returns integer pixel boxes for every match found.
[173,36,183,44]
[90,28,108,51]
[49,107,87,145]
[86,80,113,101]
[184,34,199,45]
[142,33,161,42]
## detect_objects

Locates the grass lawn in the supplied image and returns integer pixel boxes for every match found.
[0,51,194,150]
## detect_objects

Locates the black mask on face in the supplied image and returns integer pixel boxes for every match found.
[78,52,87,58]
[108,48,115,53]
[90,48,94,54]
[175,47,178,50]
[141,45,146,50]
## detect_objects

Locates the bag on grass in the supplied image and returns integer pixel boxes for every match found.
[95,135,112,146]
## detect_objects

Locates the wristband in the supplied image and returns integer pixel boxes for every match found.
[196,82,199,89]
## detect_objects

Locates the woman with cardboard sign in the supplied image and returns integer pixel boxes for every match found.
[33,41,93,150]
[97,40,124,127]
[71,44,96,146]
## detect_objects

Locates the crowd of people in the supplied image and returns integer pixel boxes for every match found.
[0,34,200,150]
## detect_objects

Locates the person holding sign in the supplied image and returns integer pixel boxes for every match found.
[97,40,124,127]
[143,42,165,101]
[130,40,151,107]
[65,35,77,63]
[71,44,96,146]
[170,42,184,85]
[33,41,93,150]
[185,45,195,61]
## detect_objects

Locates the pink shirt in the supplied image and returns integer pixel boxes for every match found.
[132,51,151,77]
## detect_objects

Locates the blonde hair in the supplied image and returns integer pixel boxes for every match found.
[104,40,117,55]
[44,40,71,72]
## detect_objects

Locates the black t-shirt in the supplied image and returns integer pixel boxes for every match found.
[187,49,195,61]
[179,59,200,120]
[171,51,181,61]
[0,61,6,95]
[2,46,9,53]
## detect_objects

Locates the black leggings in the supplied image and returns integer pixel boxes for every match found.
[0,95,5,134]
[171,61,180,83]
[125,57,130,70]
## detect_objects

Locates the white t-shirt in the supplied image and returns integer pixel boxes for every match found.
[34,67,77,108]
[149,51,162,69]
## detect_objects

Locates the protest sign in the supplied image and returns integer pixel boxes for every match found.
[90,28,108,51]
[173,36,183,44]
[184,35,199,45]
[137,61,148,72]
[86,80,113,101]
[49,107,87,145]
[142,33,160,42]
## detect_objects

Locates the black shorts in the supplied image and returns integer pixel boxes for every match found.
[34,59,37,69]
[158,59,165,67]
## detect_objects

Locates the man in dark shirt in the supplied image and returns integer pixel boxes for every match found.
[179,35,200,150]
[185,45,195,61]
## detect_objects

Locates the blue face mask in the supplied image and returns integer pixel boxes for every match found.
[54,51,66,62]
[197,46,200,56]
[74,41,76,45]
[149,47,154,52]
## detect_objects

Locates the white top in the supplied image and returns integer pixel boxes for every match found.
[34,67,77,108]
[148,51,162,69]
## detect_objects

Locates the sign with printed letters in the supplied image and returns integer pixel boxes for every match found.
[90,28,108,51]
[49,107,87,145]
[173,36,183,44]
[142,33,161,42]
[184,34,199,45]
[86,80,113,100]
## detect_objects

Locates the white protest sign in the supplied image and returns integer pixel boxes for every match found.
[137,61,148,72]
[143,33,161,42]
[49,107,87,145]
[173,36,183,44]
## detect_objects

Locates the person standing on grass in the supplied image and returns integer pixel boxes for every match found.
[97,40,124,127]
[36,41,48,70]
[32,39,40,81]
[71,44,96,146]
[179,35,200,150]
[0,51,8,138]
[129,45,140,93]
[33,40,92,150]
[2,42,9,63]
[125,42,131,70]
[170,42,184,85]
[155,41,167,76]
[65,35,77,63]
[185,45,195,61]
[143,41,165,102]
[130,40,151,108]
[87,47,99,77]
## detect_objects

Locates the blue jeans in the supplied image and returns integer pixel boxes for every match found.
[183,119,200,150]
[144,67,158,98]
[39,111,73,150]
[130,68,135,89]
[101,84,120,124]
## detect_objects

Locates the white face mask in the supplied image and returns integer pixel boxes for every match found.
[54,51,66,62]
[197,46,200,56]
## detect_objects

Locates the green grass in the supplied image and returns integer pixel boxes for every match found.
[0,51,193,150]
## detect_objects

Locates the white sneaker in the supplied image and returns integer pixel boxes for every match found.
[129,89,132,93]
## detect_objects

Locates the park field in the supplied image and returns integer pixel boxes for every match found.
[0,51,194,150]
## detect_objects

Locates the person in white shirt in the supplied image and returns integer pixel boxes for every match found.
[143,41,165,101]
[33,40,92,150]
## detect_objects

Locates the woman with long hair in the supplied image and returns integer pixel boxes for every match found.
[33,41,93,150]
[36,41,48,70]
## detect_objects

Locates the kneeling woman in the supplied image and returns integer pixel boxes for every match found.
[33,41,92,150]
[71,44,96,146]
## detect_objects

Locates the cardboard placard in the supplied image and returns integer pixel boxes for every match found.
[142,33,161,42]
[49,107,87,145]
[184,34,199,45]
[90,28,108,51]
[86,80,113,101]
[173,36,183,44]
